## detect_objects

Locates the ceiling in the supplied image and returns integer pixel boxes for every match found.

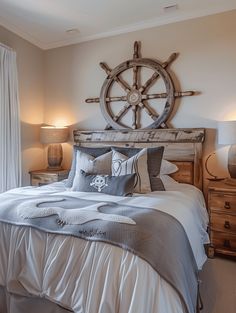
[0,0,236,50]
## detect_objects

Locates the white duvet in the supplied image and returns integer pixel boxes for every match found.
[0,179,209,313]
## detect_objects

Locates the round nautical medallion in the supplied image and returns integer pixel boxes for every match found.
[127,89,142,106]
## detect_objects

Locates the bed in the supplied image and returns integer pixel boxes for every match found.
[0,128,209,313]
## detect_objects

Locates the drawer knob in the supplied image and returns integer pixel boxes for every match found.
[223,239,231,248]
[224,201,231,209]
[224,221,231,229]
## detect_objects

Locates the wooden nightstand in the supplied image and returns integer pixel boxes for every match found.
[29,169,69,186]
[208,181,236,258]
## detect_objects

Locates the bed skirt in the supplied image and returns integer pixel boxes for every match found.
[0,287,72,313]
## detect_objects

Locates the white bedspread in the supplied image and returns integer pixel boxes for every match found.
[0,181,209,313]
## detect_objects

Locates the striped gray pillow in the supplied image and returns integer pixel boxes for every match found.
[112,148,151,193]
[112,146,165,191]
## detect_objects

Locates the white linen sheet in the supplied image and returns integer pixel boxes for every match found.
[0,181,209,313]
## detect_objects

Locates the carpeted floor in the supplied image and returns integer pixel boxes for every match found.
[199,257,236,313]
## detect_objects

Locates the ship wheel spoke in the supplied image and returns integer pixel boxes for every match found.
[132,105,139,129]
[139,72,159,93]
[86,95,127,103]
[132,66,139,89]
[140,91,195,101]
[115,74,132,93]
[132,41,140,90]
[174,91,195,97]
[162,53,178,69]
[139,53,177,93]
[100,62,131,93]
[142,93,167,100]
[139,101,159,121]
[107,96,127,102]
[113,103,132,122]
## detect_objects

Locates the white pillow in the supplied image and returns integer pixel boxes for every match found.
[160,175,179,190]
[160,159,178,175]
[71,150,112,190]
[112,148,151,193]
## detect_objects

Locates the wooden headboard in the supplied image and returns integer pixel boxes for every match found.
[73,128,205,190]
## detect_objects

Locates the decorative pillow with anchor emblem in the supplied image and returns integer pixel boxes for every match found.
[75,170,136,196]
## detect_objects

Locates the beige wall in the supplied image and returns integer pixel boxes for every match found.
[44,10,236,184]
[0,25,45,186]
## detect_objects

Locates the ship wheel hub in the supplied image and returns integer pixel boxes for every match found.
[127,89,142,106]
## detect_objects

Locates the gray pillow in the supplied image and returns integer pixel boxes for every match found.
[75,170,136,196]
[71,150,112,190]
[66,146,111,188]
[112,146,165,191]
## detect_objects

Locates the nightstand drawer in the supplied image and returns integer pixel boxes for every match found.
[211,231,236,251]
[209,192,236,213]
[211,213,236,233]
[29,169,69,186]
[31,174,57,186]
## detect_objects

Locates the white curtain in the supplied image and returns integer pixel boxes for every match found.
[0,44,21,192]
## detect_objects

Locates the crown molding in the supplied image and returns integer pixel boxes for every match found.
[0,15,45,49]
[1,4,236,50]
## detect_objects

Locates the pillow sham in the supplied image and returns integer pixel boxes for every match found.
[75,170,136,196]
[112,146,164,191]
[112,148,151,193]
[160,159,178,175]
[71,150,112,190]
[66,146,111,188]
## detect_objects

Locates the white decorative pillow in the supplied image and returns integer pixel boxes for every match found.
[160,159,178,175]
[112,148,151,193]
[71,150,112,190]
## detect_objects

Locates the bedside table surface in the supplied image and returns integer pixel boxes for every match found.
[29,169,69,175]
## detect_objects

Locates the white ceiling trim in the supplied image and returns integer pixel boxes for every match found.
[1,3,236,50]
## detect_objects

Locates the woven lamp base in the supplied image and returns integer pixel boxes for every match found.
[47,144,63,170]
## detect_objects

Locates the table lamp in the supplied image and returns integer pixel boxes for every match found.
[40,126,69,170]
[218,120,236,185]
[204,152,224,181]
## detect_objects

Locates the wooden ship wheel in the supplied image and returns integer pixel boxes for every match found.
[86,41,195,130]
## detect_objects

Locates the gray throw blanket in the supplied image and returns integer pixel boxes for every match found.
[0,194,199,313]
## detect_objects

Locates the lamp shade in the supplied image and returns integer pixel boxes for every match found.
[40,126,69,144]
[218,120,236,145]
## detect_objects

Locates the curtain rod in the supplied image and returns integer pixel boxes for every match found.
[0,42,14,51]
